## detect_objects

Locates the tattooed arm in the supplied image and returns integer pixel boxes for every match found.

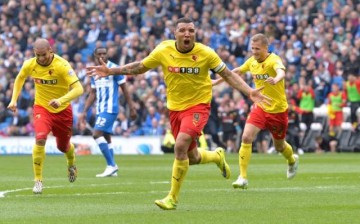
[218,67,252,95]
[108,61,150,75]
[218,67,272,108]
[86,58,150,78]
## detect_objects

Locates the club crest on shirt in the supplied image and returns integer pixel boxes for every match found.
[49,69,54,75]
[192,55,198,61]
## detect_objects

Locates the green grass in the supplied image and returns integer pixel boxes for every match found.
[0,153,359,224]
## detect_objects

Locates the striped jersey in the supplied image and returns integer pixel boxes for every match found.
[90,60,126,114]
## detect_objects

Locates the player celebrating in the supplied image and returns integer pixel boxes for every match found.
[86,17,271,210]
[79,47,137,177]
[7,38,84,194]
[230,33,299,189]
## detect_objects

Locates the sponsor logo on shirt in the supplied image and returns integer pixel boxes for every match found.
[168,66,200,74]
[34,78,58,85]
[252,73,270,80]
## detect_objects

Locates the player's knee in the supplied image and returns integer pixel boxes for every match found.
[93,130,104,140]
[35,132,47,146]
[274,141,286,152]
[188,145,200,165]
[176,135,193,149]
[188,156,199,165]
[241,133,254,144]
[35,138,46,146]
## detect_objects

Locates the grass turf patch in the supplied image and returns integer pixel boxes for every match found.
[0,153,359,224]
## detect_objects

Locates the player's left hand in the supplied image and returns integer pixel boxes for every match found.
[49,99,61,109]
[264,77,279,85]
[249,86,272,109]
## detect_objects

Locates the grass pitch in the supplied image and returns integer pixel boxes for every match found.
[0,153,359,224]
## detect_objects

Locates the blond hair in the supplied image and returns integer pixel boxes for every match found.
[251,33,269,46]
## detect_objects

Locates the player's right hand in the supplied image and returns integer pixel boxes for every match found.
[49,99,61,109]
[7,101,17,112]
[86,58,110,80]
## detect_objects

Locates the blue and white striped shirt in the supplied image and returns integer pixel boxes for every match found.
[90,61,126,114]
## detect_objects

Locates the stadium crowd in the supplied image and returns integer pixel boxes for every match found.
[0,0,359,153]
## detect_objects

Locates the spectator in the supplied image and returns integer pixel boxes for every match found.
[85,23,100,45]
[287,97,303,154]
[344,73,360,128]
[203,97,226,150]
[315,134,338,153]
[113,110,133,137]
[218,99,240,153]
[327,83,347,136]
[143,105,161,129]
[297,82,315,132]
[0,0,359,148]
[161,127,175,153]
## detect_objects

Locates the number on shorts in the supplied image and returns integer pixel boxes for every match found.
[96,117,106,127]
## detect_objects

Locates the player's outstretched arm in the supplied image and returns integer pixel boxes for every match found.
[212,67,242,86]
[218,67,272,108]
[86,58,150,79]
[212,78,224,86]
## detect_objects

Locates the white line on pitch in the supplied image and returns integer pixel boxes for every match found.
[1,184,358,198]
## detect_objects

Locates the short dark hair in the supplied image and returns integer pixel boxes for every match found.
[175,17,194,27]
[94,47,107,54]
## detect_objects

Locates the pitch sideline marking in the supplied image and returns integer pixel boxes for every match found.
[0,188,32,198]
[0,180,170,198]
[1,184,358,198]
[0,183,114,198]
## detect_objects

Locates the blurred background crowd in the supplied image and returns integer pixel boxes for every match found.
[0,0,359,153]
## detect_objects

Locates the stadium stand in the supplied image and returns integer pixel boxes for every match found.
[0,0,359,153]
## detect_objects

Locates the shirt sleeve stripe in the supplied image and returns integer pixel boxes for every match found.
[213,62,226,73]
